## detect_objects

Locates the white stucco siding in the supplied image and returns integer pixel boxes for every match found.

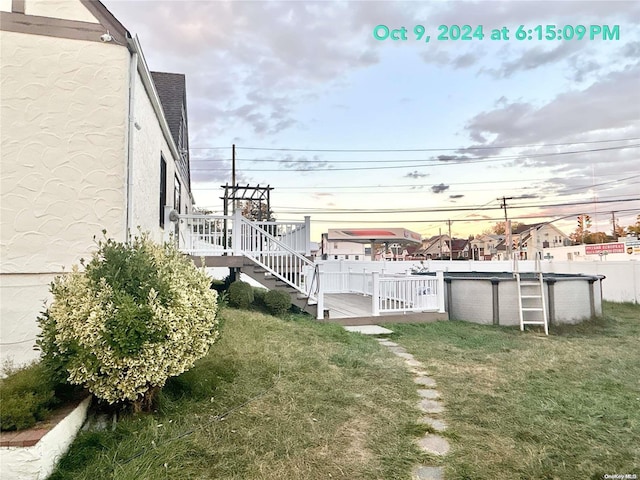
[0,32,129,366]
[0,0,12,12]
[129,72,190,242]
[0,31,129,272]
[0,274,55,367]
[25,0,100,23]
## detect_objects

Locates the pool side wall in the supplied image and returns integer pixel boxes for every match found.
[445,276,602,326]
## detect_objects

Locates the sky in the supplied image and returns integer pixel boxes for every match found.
[104,0,640,242]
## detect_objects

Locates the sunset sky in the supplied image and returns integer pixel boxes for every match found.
[105,0,640,241]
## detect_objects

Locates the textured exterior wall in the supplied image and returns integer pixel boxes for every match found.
[0,30,129,365]
[25,0,99,23]
[0,274,57,367]
[1,31,129,271]
[129,72,190,243]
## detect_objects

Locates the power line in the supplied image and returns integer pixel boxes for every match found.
[208,137,640,153]
[270,197,640,215]
[190,172,639,191]
[189,144,639,172]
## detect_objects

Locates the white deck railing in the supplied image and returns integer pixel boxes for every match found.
[173,209,311,257]
[176,214,233,255]
[373,272,444,315]
[313,263,445,319]
[238,218,315,294]
[170,208,314,296]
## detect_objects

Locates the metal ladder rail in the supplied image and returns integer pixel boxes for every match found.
[516,256,548,335]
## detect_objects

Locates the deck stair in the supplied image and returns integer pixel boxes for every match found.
[241,262,318,317]
[514,258,548,335]
[174,208,318,316]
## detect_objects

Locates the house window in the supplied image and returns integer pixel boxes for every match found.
[159,155,167,227]
[355,255,359,260]
[334,255,338,260]
[174,175,182,213]
[345,255,349,259]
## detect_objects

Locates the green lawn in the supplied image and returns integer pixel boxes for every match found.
[387,301,640,480]
[50,309,427,480]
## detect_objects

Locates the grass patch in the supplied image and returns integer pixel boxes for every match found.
[50,309,426,479]
[387,301,640,480]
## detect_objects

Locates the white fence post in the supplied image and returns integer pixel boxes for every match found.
[316,264,324,320]
[304,216,311,256]
[232,208,243,255]
[372,271,380,316]
[436,271,445,313]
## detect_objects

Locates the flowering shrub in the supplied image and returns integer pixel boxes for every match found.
[37,233,219,410]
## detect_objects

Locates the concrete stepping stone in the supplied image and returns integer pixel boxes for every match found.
[414,376,437,387]
[405,359,423,368]
[387,345,408,354]
[418,417,448,431]
[344,325,393,335]
[417,389,440,399]
[419,399,445,414]
[412,465,445,480]
[417,434,450,456]
[393,352,415,360]
[377,339,399,347]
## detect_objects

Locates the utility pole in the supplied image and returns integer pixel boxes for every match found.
[498,196,514,260]
[448,219,453,262]
[231,144,236,210]
[611,211,617,240]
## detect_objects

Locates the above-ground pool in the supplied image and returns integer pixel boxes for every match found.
[416,271,605,327]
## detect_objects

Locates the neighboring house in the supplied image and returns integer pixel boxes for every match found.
[470,234,504,260]
[320,234,367,261]
[417,235,451,259]
[450,239,470,259]
[0,0,194,366]
[513,223,572,259]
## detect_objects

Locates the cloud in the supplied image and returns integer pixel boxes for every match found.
[463,64,640,170]
[484,43,580,78]
[405,170,429,178]
[431,184,450,194]
[433,154,472,162]
[278,154,330,171]
[104,0,400,139]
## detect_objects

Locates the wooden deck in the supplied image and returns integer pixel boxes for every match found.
[323,293,448,325]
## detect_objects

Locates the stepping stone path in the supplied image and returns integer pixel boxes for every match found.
[373,335,449,480]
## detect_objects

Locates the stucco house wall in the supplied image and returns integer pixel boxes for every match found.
[129,71,191,241]
[0,0,194,367]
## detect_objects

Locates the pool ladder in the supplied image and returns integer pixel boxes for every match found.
[514,258,549,335]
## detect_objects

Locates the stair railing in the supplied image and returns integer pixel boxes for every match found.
[236,212,315,296]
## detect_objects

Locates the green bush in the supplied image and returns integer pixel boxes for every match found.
[252,287,267,307]
[228,281,254,309]
[0,362,57,431]
[37,233,219,410]
[264,290,292,316]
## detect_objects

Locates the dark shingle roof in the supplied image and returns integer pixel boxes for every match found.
[150,71,191,189]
